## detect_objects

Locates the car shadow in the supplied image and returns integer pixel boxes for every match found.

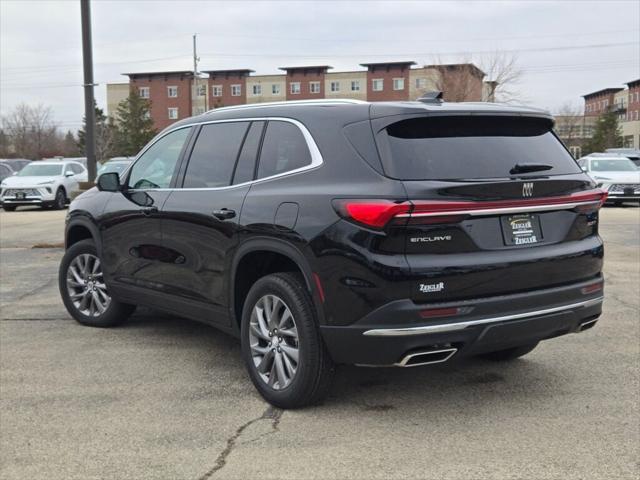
[120,310,563,412]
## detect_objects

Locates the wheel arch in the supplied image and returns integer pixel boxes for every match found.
[66,218,101,252]
[230,238,324,333]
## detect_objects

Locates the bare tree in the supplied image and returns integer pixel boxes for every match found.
[480,51,523,103]
[554,102,584,143]
[1,104,60,159]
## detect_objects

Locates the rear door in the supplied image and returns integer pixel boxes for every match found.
[373,114,604,302]
[160,120,263,321]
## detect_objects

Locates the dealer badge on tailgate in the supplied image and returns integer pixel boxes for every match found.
[500,213,543,246]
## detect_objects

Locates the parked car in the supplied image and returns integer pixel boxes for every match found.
[1,160,87,211]
[97,158,133,178]
[0,163,14,182]
[578,155,640,205]
[0,158,32,173]
[605,148,640,166]
[59,99,606,408]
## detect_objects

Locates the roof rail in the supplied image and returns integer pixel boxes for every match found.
[205,99,367,114]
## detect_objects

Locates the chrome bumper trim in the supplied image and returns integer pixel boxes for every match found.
[362,296,604,337]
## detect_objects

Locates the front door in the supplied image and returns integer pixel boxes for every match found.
[161,120,264,323]
[100,126,193,295]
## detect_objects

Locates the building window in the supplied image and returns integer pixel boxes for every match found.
[252,84,262,96]
[351,80,360,92]
[167,86,178,98]
[138,87,150,98]
[196,85,206,96]
[231,84,242,97]
[212,85,222,97]
[415,78,427,89]
[168,107,178,119]
[290,82,301,94]
[330,81,340,93]
[372,79,384,91]
[310,81,321,94]
[393,78,405,90]
[272,84,281,95]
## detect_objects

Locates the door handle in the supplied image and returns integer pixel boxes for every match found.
[212,208,236,220]
[141,206,158,216]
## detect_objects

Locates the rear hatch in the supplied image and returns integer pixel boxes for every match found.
[373,113,605,302]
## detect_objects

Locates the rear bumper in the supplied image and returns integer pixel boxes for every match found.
[320,276,604,366]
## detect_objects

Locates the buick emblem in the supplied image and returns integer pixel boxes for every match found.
[522,182,534,197]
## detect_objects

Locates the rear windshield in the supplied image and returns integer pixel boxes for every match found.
[376,116,580,180]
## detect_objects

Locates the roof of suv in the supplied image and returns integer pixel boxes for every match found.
[168,99,553,131]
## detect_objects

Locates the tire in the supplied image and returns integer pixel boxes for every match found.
[53,187,67,210]
[241,272,335,409]
[59,239,135,327]
[2,205,17,211]
[478,342,539,361]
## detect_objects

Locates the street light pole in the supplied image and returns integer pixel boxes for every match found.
[81,0,97,182]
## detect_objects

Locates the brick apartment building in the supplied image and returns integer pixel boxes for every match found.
[106,61,488,131]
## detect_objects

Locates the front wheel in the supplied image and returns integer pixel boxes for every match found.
[241,272,334,409]
[53,188,66,210]
[478,342,539,361]
[59,239,135,327]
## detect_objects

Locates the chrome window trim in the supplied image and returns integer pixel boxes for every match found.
[363,296,603,337]
[124,117,323,193]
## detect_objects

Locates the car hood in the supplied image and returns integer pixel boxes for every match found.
[1,176,60,187]
[590,171,640,184]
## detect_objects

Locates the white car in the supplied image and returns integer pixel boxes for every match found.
[0,160,87,211]
[578,156,640,205]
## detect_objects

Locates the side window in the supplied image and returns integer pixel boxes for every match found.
[183,122,249,188]
[257,121,312,179]
[128,127,191,189]
[232,121,265,185]
[71,164,83,174]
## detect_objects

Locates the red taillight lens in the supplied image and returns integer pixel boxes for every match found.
[332,200,411,229]
[419,307,461,319]
[581,282,603,295]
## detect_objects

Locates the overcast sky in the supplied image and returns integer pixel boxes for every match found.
[1,0,638,131]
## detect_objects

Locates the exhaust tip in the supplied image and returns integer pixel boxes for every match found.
[578,318,598,332]
[396,347,457,367]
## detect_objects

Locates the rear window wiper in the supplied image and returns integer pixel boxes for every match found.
[509,163,554,174]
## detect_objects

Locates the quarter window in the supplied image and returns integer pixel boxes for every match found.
[233,121,265,185]
[128,127,191,189]
[257,121,312,179]
[183,122,249,188]
[167,86,178,98]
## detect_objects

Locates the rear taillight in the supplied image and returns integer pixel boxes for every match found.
[333,189,608,230]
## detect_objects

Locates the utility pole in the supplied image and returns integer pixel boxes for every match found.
[80,0,97,182]
[193,34,203,113]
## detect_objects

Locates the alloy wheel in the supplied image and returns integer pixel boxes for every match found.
[249,294,300,390]
[66,253,111,316]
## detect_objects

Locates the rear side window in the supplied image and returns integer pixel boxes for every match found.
[376,116,581,180]
[183,122,249,188]
[257,121,311,179]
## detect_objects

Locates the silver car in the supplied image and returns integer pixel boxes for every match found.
[578,156,640,205]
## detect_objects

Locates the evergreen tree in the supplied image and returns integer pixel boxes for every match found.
[115,92,156,156]
[584,110,622,155]
[77,103,118,163]
[62,130,79,157]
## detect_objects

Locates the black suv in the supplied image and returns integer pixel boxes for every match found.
[59,99,606,408]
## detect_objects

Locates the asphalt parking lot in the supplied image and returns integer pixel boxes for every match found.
[0,205,638,480]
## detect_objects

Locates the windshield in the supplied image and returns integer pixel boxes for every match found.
[376,116,581,180]
[17,163,63,177]
[98,162,130,175]
[590,159,637,172]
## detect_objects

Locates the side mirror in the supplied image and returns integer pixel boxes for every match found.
[12,171,18,176]
[581,166,588,172]
[65,171,74,177]
[97,172,120,192]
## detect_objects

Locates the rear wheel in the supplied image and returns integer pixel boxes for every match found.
[241,272,334,409]
[2,205,17,211]
[59,239,135,327]
[478,342,539,361]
